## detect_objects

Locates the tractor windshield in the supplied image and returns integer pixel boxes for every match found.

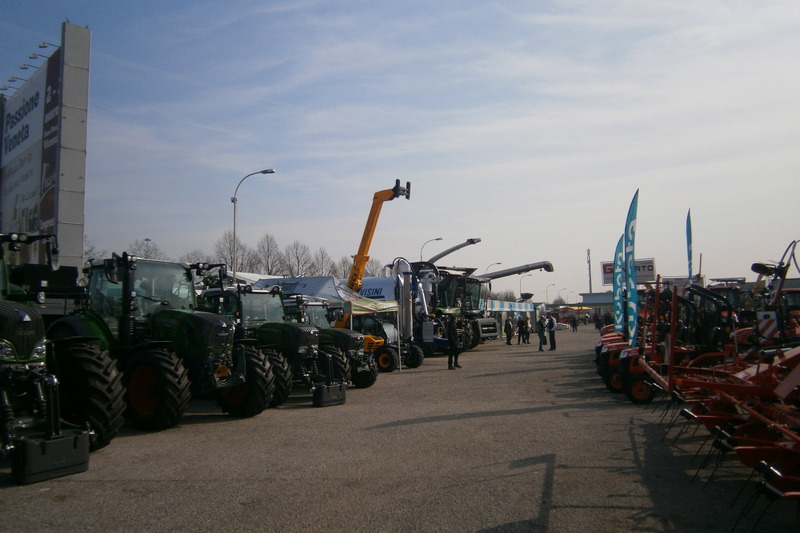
[134,261,195,312]
[240,291,284,328]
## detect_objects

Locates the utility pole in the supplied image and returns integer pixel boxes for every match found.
[587,248,593,293]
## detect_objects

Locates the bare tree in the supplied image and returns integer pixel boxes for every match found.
[129,238,167,259]
[254,233,283,275]
[309,247,335,276]
[83,235,106,264]
[281,240,312,277]
[179,249,214,264]
[213,230,254,272]
[364,257,384,277]
[332,255,353,279]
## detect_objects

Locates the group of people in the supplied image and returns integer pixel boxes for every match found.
[504,313,557,351]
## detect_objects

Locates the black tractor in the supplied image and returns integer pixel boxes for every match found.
[49,253,274,430]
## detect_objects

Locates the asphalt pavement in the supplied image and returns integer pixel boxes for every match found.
[1,326,796,532]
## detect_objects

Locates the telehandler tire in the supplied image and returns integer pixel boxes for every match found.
[123,348,191,431]
[375,346,399,372]
[219,347,275,418]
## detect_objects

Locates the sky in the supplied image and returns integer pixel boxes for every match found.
[2,1,799,303]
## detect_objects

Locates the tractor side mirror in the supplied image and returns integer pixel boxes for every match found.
[46,240,60,271]
[104,256,119,284]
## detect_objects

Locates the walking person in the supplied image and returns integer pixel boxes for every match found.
[547,313,557,351]
[571,315,578,332]
[517,315,526,345]
[504,316,514,345]
[536,315,547,351]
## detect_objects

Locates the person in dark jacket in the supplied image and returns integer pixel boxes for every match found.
[536,315,547,351]
[504,317,514,345]
[547,313,557,351]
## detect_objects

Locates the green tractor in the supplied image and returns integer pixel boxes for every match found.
[49,253,274,430]
[200,281,367,406]
[1,233,125,483]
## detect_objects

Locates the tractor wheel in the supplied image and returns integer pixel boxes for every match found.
[375,346,399,372]
[623,378,656,405]
[403,345,425,369]
[219,347,275,418]
[266,349,293,407]
[602,370,624,394]
[469,322,481,349]
[319,346,351,383]
[463,323,475,351]
[55,342,126,451]
[123,348,191,431]
[351,360,378,389]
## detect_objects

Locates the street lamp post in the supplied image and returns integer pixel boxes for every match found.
[419,237,443,260]
[558,288,567,303]
[232,168,276,283]
[545,283,555,304]
[485,262,502,275]
[519,273,532,297]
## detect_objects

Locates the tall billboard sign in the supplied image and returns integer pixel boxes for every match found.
[0,22,89,267]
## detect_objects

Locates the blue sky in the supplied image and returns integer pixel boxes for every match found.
[3,1,799,301]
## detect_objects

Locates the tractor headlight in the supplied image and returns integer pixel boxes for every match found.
[31,340,47,360]
[0,340,15,360]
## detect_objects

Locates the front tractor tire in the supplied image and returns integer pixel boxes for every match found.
[319,346,351,383]
[351,360,378,389]
[123,348,191,431]
[219,347,275,418]
[55,342,126,451]
[266,349,293,407]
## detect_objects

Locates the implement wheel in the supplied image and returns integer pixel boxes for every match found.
[124,348,191,431]
[403,345,425,369]
[623,377,656,405]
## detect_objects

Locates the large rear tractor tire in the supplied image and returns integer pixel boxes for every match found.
[123,349,191,431]
[266,349,293,407]
[55,342,126,451]
[375,346,399,372]
[219,347,275,418]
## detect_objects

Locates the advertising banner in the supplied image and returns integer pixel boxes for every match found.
[624,190,639,347]
[686,209,692,284]
[1,63,47,240]
[612,234,624,332]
